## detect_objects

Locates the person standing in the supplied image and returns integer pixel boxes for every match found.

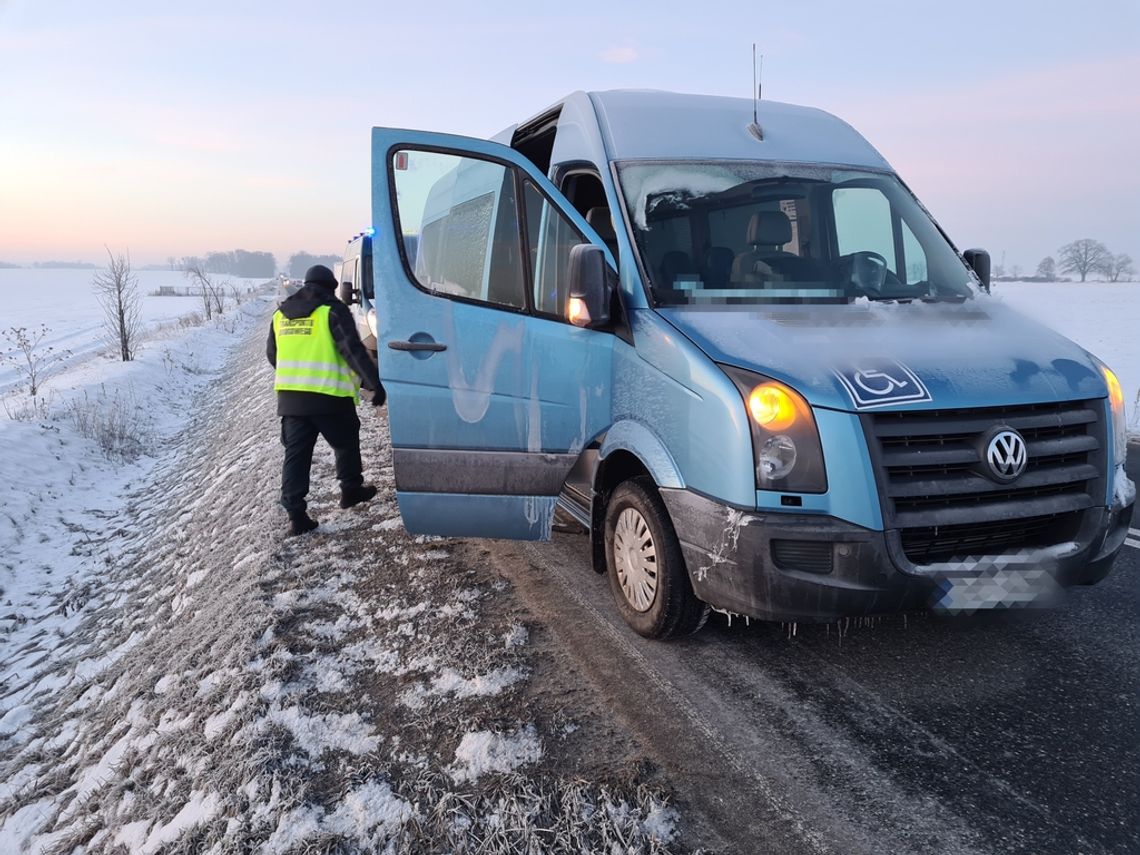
[267,264,386,535]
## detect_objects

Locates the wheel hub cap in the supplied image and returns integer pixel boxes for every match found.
[613,508,658,613]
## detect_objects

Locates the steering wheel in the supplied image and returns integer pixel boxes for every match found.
[848,251,889,294]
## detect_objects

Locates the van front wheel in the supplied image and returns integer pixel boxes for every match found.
[604,478,709,639]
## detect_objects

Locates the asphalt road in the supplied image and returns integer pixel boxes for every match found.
[487,442,1140,855]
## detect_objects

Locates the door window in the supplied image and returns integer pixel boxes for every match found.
[392,150,527,310]
[523,180,590,318]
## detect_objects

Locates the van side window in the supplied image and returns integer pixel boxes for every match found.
[523,180,590,318]
[343,258,358,289]
[392,150,527,310]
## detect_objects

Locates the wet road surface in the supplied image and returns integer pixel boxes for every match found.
[487,444,1140,854]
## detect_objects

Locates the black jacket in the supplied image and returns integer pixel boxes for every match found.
[267,284,382,416]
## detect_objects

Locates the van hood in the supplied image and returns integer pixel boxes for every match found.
[658,301,1108,412]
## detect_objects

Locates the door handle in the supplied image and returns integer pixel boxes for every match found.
[389,340,447,352]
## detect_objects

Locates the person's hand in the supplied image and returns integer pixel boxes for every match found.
[371,385,387,407]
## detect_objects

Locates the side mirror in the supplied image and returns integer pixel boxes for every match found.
[964,249,991,293]
[567,244,613,328]
[337,280,358,305]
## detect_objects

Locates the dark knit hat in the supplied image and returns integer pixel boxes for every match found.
[303,264,338,289]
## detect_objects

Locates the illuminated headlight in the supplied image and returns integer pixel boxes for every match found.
[721,366,827,493]
[366,308,378,338]
[1097,361,1126,467]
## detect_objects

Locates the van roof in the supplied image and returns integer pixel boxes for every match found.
[550,90,891,171]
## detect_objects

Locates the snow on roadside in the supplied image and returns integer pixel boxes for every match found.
[0,293,271,700]
[449,727,543,782]
[0,310,689,854]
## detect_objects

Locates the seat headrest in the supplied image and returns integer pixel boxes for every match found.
[585,207,616,241]
[747,211,792,247]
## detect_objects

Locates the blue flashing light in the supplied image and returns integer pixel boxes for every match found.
[364,227,376,237]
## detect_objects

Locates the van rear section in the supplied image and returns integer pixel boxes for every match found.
[365,90,1134,638]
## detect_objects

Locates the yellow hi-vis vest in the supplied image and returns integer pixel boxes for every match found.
[273,305,360,402]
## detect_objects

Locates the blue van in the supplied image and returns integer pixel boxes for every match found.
[368,90,1134,638]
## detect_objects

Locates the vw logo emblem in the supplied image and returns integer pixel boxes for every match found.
[986,428,1028,481]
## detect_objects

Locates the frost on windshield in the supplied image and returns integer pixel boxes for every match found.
[622,164,739,230]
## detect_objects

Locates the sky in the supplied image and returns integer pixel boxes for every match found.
[1,0,1137,272]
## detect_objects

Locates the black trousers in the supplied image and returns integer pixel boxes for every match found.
[280,412,364,514]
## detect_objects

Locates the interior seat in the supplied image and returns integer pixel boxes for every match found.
[732,211,797,282]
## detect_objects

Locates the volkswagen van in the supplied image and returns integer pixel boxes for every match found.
[367,90,1134,638]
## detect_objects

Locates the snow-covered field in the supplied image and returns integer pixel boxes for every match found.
[0,269,264,396]
[995,281,1140,434]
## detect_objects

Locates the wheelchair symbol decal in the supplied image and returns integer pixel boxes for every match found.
[834,362,932,408]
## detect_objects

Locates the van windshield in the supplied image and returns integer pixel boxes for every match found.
[617,161,977,306]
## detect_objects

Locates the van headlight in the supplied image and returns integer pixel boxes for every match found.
[366,308,378,338]
[721,366,827,493]
[1097,361,1127,467]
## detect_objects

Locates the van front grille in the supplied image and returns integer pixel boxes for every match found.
[865,400,1105,565]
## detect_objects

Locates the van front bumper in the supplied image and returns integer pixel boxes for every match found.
[659,488,1134,622]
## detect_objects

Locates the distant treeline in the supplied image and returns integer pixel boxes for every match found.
[177,250,276,278]
[286,252,341,278]
[0,261,20,269]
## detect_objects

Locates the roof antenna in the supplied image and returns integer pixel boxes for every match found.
[749,44,764,140]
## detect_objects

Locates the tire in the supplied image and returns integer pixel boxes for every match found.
[604,478,710,639]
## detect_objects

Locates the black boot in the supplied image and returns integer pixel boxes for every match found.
[287,511,319,536]
[340,484,378,509]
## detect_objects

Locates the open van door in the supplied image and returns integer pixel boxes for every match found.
[370,128,617,539]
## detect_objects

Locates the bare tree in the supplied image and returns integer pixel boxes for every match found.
[183,264,224,320]
[1058,239,1111,282]
[1103,253,1134,283]
[1035,256,1056,281]
[2,325,68,396]
[213,280,229,316]
[93,247,141,361]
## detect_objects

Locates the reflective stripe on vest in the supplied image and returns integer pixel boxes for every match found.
[273,305,359,401]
